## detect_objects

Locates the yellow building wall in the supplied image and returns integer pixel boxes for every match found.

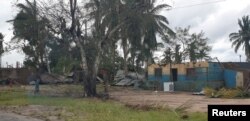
[183,62,209,68]
[148,64,160,75]
[148,62,209,75]
[162,66,169,75]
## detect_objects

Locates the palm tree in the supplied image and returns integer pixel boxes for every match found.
[229,15,250,62]
[84,0,125,96]
[9,0,48,70]
[120,0,173,73]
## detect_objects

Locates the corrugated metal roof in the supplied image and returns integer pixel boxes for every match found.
[222,62,250,71]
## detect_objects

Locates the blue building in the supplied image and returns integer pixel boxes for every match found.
[147,62,250,91]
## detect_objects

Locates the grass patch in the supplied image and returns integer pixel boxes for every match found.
[0,86,207,121]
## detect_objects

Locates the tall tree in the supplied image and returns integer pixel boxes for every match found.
[161,48,172,64]
[229,15,250,62]
[164,27,211,63]
[33,0,121,97]
[78,0,122,96]
[9,0,49,71]
[0,33,4,68]
[173,44,182,63]
[188,32,211,62]
[121,0,173,73]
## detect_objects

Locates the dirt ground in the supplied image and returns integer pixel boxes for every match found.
[1,85,250,120]
[0,110,43,121]
[109,88,250,112]
[0,105,67,121]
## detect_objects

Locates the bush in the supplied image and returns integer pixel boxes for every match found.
[204,87,249,98]
[203,87,216,97]
[217,88,240,98]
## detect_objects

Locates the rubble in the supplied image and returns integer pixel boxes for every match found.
[113,70,144,86]
[27,73,74,84]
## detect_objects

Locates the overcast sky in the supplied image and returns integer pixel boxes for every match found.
[0,0,250,67]
[161,0,250,62]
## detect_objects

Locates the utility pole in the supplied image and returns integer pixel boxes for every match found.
[239,55,241,62]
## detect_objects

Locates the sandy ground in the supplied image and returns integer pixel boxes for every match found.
[0,111,42,121]
[109,88,250,112]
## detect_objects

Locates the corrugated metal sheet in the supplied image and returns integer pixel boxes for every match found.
[224,69,236,88]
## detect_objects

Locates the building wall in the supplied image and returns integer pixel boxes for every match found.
[0,68,32,84]
[242,71,250,89]
[224,69,236,88]
[147,62,225,91]
[224,69,244,88]
[148,64,160,75]
[208,63,224,81]
[147,62,250,91]
[236,72,244,88]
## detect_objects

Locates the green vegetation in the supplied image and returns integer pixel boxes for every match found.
[204,87,249,98]
[0,87,207,121]
[161,27,212,64]
[229,15,250,62]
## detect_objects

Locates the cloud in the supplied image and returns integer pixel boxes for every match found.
[163,0,220,28]
[1,0,250,66]
[210,37,246,62]
[0,0,25,67]
[160,0,250,62]
[191,3,250,43]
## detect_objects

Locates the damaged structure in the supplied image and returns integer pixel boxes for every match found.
[114,70,144,86]
[147,61,250,91]
[0,68,32,84]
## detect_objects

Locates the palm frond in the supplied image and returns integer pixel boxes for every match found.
[151,4,171,14]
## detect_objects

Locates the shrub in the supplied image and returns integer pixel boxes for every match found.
[217,88,240,98]
[204,87,249,98]
[203,87,216,97]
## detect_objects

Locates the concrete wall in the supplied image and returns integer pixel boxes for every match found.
[0,68,32,84]
[148,64,160,75]
[236,72,244,88]
[224,69,245,88]
[208,63,224,81]
[147,62,224,91]
[174,80,224,91]
[147,62,250,91]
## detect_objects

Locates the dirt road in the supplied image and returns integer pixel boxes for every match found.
[109,89,250,112]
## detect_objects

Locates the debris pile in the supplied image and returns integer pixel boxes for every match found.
[114,70,144,86]
[27,73,74,84]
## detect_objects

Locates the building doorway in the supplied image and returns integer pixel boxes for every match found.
[171,68,178,82]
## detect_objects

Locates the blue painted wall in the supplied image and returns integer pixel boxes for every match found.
[224,69,236,88]
[208,63,224,81]
[148,75,169,83]
[147,62,225,91]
